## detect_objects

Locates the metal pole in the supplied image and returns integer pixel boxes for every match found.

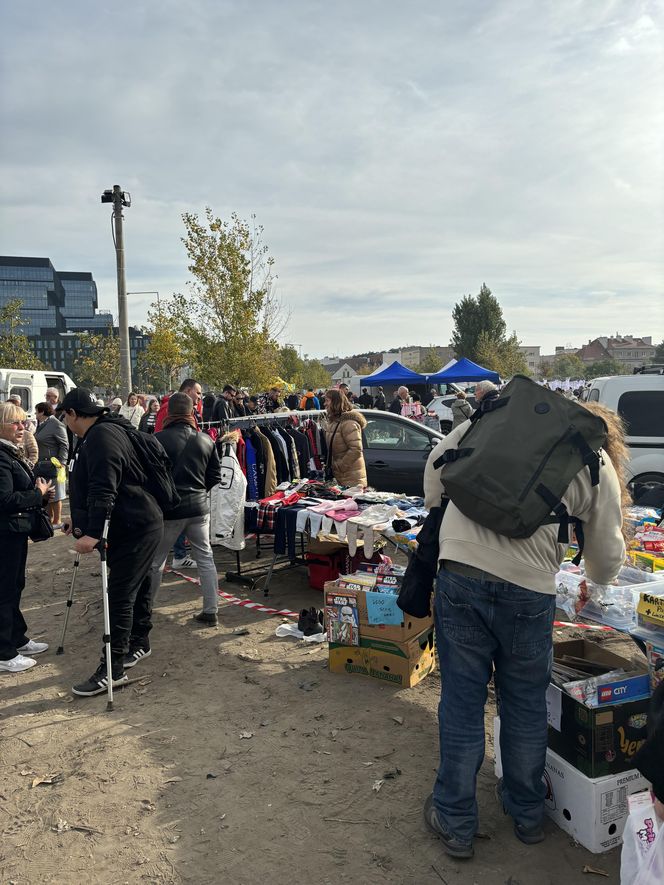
[56,552,81,654]
[112,184,132,398]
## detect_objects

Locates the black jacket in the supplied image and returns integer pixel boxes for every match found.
[0,445,43,533]
[374,392,386,410]
[69,414,163,538]
[389,396,403,414]
[212,396,234,423]
[155,422,221,520]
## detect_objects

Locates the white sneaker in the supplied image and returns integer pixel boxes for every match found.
[172,556,197,569]
[17,639,49,655]
[0,654,37,673]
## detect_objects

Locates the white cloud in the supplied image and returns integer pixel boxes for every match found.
[1,0,662,360]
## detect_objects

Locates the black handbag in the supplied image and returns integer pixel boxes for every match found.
[34,459,58,481]
[29,508,54,543]
[397,498,449,618]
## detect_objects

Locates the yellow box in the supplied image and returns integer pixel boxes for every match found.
[328,627,436,688]
[627,551,664,573]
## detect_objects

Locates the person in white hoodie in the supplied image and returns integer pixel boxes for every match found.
[422,400,628,860]
[118,392,144,429]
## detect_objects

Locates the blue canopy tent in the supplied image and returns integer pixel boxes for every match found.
[360,360,428,386]
[426,357,499,384]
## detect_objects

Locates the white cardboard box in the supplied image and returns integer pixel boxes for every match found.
[494,717,648,853]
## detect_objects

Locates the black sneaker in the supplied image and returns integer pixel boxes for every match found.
[299,607,324,637]
[423,794,474,859]
[495,779,545,845]
[193,612,218,626]
[124,646,152,669]
[72,663,128,697]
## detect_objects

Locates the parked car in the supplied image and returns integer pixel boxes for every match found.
[358,409,442,496]
[426,394,478,433]
[585,373,664,490]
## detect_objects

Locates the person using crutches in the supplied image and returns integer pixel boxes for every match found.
[59,389,163,698]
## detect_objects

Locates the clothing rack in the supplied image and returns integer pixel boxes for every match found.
[214,409,328,592]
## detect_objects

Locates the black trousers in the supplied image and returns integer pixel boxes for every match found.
[0,533,30,660]
[102,523,162,671]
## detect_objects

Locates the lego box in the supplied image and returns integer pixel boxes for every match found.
[324,580,432,642]
[328,626,436,688]
[547,640,650,777]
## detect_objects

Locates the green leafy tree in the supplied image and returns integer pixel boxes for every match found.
[542,352,587,380]
[170,209,287,390]
[136,308,185,393]
[278,345,303,384]
[0,299,45,369]
[418,346,444,374]
[585,358,631,379]
[73,332,122,393]
[475,331,529,378]
[300,359,331,391]
[451,284,506,360]
[654,340,664,362]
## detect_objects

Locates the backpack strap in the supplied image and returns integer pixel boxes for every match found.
[469,395,509,423]
[536,483,584,564]
[570,430,601,486]
[433,448,473,470]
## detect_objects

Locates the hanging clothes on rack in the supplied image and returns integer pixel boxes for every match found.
[210,435,247,550]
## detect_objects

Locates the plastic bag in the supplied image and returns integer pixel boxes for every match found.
[621,810,664,885]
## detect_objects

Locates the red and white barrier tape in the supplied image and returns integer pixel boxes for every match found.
[165,570,616,631]
[165,568,298,619]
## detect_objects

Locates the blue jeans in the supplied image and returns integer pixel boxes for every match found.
[173,530,187,560]
[432,565,555,843]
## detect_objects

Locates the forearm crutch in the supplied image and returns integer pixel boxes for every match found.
[55,552,81,655]
[97,516,114,712]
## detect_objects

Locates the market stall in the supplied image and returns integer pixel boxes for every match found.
[425,356,500,384]
[359,360,428,387]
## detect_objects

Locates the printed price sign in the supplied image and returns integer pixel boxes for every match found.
[365,591,403,625]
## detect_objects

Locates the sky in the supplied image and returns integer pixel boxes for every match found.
[1,0,663,359]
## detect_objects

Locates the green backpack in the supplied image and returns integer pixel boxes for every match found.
[435,375,607,555]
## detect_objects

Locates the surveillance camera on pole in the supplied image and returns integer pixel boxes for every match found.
[101,185,132,397]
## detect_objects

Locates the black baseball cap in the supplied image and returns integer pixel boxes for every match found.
[56,388,109,416]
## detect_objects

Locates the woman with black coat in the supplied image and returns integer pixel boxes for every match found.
[0,402,54,674]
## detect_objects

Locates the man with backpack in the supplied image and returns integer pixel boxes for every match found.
[147,393,222,627]
[59,388,164,696]
[420,375,626,859]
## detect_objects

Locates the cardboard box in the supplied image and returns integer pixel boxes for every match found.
[328,626,436,688]
[323,580,433,642]
[646,638,664,693]
[547,639,650,777]
[494,718,648,853]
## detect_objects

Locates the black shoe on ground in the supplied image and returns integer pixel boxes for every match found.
[193,611,218,626]
[495,779,545,845]
[72,663,128,697]
[423,794,474,859]
[298,606,324,636]
[124,646,152,669]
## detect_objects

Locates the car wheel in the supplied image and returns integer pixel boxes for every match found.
[629,473,664,505]
[439,420,452,434]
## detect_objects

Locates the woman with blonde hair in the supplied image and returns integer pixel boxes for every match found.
[324,389,367,487]
[0,402,54,673]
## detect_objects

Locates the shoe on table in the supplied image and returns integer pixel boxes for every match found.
[172,556,197,569]
[123,646,152,669]
[72,663,128,696]
[18,639,49,655]
[193,611,218,626]
[0,654,37,673]
[495,779,545,845]
[423,794,474,859]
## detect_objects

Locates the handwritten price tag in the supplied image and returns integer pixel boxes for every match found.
[365,591,403,625]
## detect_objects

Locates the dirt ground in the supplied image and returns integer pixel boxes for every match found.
[0,530,637,885]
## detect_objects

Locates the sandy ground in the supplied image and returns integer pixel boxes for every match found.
[0,530,636,885]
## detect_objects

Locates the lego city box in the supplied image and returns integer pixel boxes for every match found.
[328,626,436,688]
[546,639,650,777]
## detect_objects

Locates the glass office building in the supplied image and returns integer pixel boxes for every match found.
[0,256,146,376]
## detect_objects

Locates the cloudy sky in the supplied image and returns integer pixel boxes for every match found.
[2,0,662,359]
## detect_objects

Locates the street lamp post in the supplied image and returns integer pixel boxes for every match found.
[101,185,132,397]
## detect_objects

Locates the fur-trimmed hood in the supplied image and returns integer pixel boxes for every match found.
[332,409,367,430]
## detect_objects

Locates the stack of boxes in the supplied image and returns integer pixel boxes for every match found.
[324,564,435,688]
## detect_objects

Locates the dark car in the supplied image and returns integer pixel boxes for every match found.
[358,410,442,496]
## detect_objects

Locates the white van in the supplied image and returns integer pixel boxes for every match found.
[586,372,664,486]
[0,368,76,417]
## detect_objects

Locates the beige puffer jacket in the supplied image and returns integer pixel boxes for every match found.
[325,410,368,487]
